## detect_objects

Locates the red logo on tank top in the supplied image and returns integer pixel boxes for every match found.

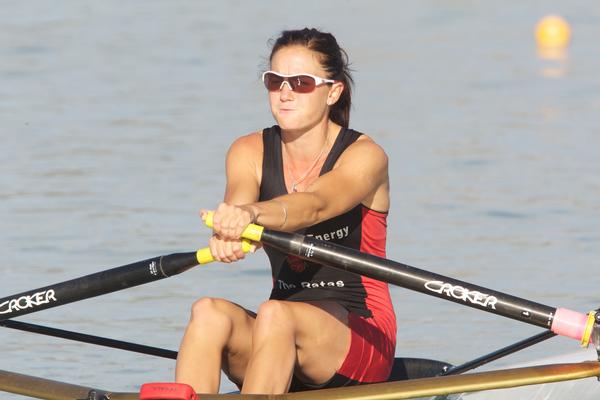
[286,255,306,273]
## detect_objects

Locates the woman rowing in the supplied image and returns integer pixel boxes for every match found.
[176,28,396,394]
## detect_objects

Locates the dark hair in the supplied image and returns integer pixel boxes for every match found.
[269,28,354,128]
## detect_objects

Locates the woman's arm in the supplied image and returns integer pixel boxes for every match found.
[205,132,262,261]
[254,136,389,230]
[223,132,263,205]
[213,136,389,240]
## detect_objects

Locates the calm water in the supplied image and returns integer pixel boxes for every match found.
[1,1,599,397]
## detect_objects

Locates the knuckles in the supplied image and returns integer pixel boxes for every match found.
[208,234,246,263]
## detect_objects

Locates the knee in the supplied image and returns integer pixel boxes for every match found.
[189,297,229,325]
[255,300,292,328]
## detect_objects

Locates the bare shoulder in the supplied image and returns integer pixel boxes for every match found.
[319,131,389,212]
[227,130,264,166]
[339,133,389,167]
[226,131,264,183]
[228,130,263,155]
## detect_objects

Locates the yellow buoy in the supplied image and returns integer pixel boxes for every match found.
[535,15,571,48]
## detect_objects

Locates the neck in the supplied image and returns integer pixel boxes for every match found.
[280,120,341,193]
[281,120,338,162]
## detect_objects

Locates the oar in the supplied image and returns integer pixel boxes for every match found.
[0,320,177,359]
[0,242,252,321]
[0,320,559,377]
[443,330,556,375]
[0,252,198,320]
[202,213,600,350]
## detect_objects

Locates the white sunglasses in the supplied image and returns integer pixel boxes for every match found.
[261,71,337,93]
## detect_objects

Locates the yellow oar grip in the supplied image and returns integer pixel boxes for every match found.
[581,310,597,347]
[204,211,264,242]
[196,239,253,264]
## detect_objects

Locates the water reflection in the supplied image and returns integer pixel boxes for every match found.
[537,48,570,78]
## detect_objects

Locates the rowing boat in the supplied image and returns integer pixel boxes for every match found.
[1,217,599,399]
[2,356,600,399]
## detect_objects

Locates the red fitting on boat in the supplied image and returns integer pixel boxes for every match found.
[139,382,198,400]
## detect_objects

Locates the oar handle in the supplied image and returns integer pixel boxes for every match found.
[196,212,264,264]
[196,240,253,264]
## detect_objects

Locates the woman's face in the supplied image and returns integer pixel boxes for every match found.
[268,45,343,132]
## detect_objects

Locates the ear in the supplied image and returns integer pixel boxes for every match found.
[326,81,345,106]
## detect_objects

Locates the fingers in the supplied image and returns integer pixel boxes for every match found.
[250,242,263,253]
[200,209,209,221]
[208,234,247,263]
[211,203,255,240]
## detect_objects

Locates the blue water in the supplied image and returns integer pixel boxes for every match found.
[1,1,599,397]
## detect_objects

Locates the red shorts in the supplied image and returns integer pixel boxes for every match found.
[290,312,396,391]
[337,312,396,383]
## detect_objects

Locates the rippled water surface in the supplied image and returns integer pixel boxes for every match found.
[1,1,599,397]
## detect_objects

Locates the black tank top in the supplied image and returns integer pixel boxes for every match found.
[259,125,391,318]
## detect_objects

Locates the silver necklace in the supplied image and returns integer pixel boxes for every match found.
[283,138,329,192]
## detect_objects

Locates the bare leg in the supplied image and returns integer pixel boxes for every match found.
[241,300,350,394]
[175,297,255,393]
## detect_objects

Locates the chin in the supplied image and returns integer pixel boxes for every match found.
[274,114,302,131]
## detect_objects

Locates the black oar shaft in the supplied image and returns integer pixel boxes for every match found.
[0,252,198,321]
[0,320,178,359]
[261,230,557,330]
[443,330,556,375]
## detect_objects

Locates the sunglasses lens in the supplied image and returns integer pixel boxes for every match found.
[291,75,316,93]
[264,73,284,91]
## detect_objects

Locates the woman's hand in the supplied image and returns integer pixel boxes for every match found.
[204,203,256,240]
[201,204,258,263]
[206,234,246,263]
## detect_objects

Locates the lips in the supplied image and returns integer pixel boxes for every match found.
[278,109,296,116]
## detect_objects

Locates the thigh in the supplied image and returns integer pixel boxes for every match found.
[283,300,351,385]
